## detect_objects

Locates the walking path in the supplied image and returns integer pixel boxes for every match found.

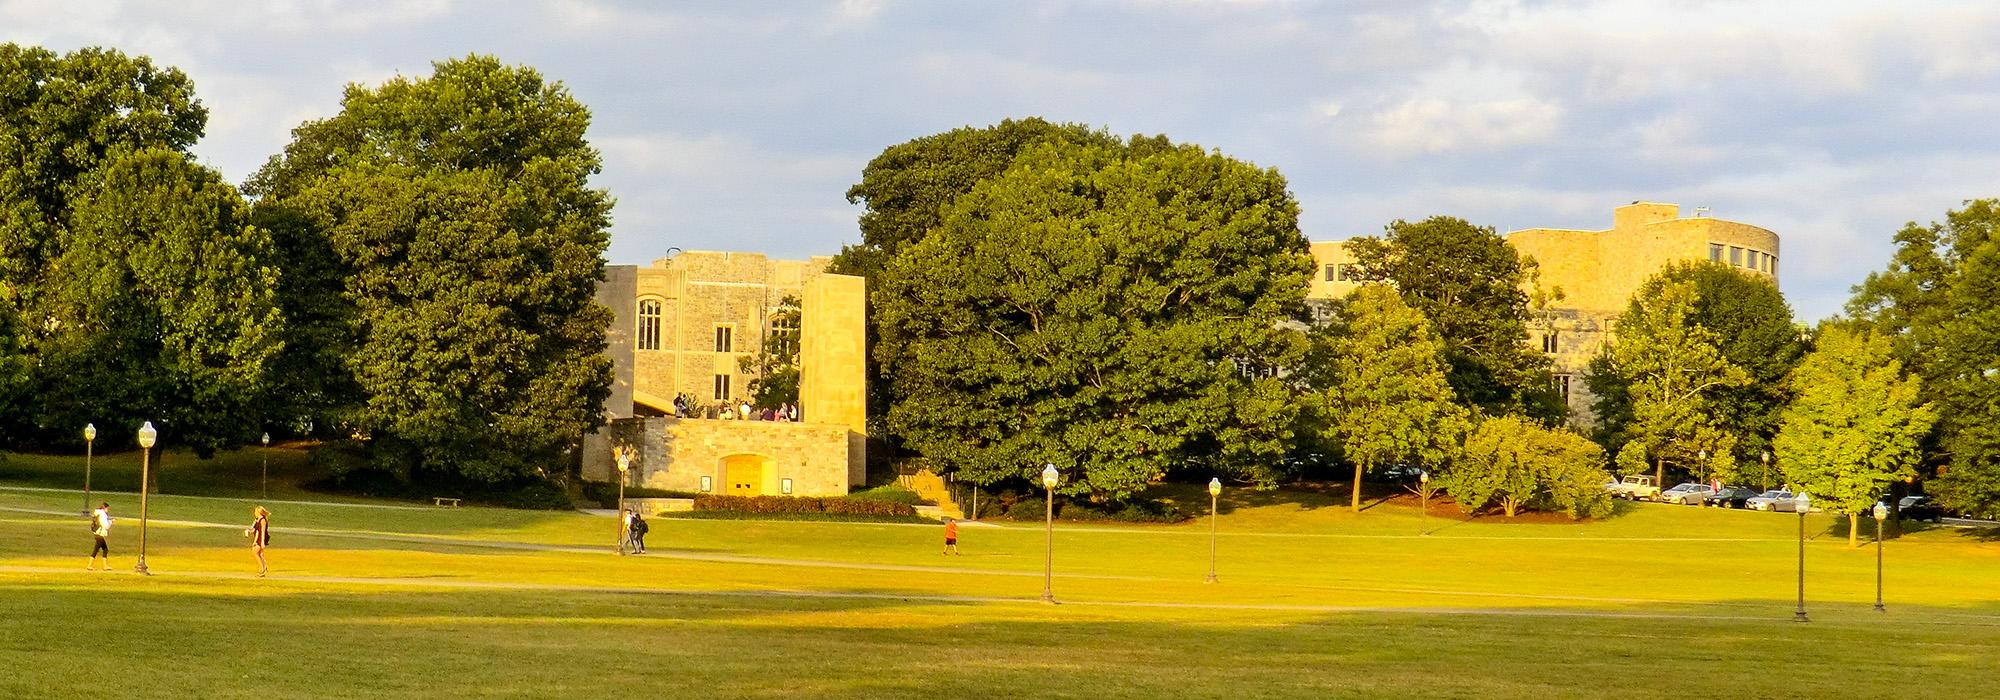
[5,564,1993,628]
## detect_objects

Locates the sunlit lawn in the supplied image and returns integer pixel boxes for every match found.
[4,457,1999,698]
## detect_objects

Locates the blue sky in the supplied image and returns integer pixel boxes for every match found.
[7,0,1999,321]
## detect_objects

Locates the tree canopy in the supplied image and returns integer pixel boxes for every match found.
[1589,261,1800,479]
[1444,415,1612,519]
[1345,216,1560,421]
[0,44,281,453]
[249,55,612,482]
[1305,284,1467,511]
[1848,199,2000,518]
[874,140,1312,499]
[1774,325,1935,545]
[1598,278,1750,486]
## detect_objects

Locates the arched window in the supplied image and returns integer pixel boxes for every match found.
[637,299,662,351]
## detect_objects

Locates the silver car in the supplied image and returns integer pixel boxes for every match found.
[1746,490,1799,512]
[1660,482,1717,505]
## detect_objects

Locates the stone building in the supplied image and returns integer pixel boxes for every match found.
[1307,202,1781,425]
[582,251,868,496]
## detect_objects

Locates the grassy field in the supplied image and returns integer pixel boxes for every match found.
[4,451,1999,698]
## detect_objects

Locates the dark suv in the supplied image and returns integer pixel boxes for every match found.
[1895,495,1946,523]
[1704,486,1760,509]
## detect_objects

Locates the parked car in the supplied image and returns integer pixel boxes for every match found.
[1606,475,1661,501]
[1703,486,1760,509]
[1892,495,1946,523]
[1746,490,1799,512]
[1660,482,1717,505]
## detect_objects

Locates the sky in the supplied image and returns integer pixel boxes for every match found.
[6,0,1999,321]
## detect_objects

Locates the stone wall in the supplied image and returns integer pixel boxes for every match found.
[801,273,868,487]
[589,416,854,497]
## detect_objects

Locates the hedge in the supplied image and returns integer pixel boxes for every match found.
[694,494,916,517]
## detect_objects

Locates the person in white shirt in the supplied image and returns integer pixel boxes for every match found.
[87,503,112,571]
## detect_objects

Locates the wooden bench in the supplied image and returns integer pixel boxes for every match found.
[432,497,461,508]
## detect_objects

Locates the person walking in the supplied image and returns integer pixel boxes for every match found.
[630,511,649,554]
[86,502,112,571]
[942,517,960,555]
[619,508,634,555]
[245,506,270,577]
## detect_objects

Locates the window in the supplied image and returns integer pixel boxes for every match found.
[1541,330,1560,354]
[1324,264,1337,282]
[1554,374,1572,406]
[713,374,731,401]
[1709,243,1724,262]
[1729,246,1742,266]
[714,325,733,353]
[1335,264,1348,282]
[636,299,662,351]
[768,310,800,356]
[1746,250,1760,271]
[1767,255,1778,275]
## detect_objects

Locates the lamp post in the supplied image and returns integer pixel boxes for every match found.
[1419,470,1431,536]
[260,432,271,500]
[1040,463,1059,604]
[1760,451,1771,492]
[82,423,96,515]
[616,450,631,555]
[1697,449,1708,486]
[1793,492,1811,622]
[1873,501,1889,613]
[135,421,158,576]
[1205,477,1221,584]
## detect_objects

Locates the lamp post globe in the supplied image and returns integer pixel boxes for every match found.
[1793,492,1810,622]
[1040,463,1058,604]
[1419,470,1431,536]
[1205,478,1221,584]
[616,450,632,555]
[82,423,97,514]
[260,432,272,499]
[1873,501,1889,612]
[135,421,158,575]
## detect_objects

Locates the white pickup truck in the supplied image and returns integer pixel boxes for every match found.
[1606,475,1661,501]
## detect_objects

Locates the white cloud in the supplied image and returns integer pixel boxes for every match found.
[1364,95,1562,155]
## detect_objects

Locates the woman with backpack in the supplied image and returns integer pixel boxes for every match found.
[629,511,649,554]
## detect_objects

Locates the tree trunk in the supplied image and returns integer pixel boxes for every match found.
[1351,458,1365,512]
[1503,497,1518,517]
[1849,512,1859,548]
[1654,456,1664,489]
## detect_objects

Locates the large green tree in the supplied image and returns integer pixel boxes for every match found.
[1848,200,2000,517]
[29,150,283,454]
[248,56,613,482]
[1345,217,1561,421]
[1589,261,1802,482]
[875,140,1312,499]
[1306,284,1468,512]
[1,44,206,312]
[1,45,280,452]
[1774,326,1935,546]
[1599,279,1750,486]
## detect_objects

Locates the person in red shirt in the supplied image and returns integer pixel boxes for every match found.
[942,517,960,556]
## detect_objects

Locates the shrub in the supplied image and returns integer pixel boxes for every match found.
[693,494,917,517]
[845,483,929,506]
[497,481,574,510]
[582,481,698,509]
[662,510,932,524]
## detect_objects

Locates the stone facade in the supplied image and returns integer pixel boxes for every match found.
[1307,202,1781,426]
[585,251,868,495]
[588,417,855,497]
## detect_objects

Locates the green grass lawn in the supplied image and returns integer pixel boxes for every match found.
[3,457,1998,698]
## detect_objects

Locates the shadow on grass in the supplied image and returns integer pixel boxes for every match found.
[3,578,1999,699]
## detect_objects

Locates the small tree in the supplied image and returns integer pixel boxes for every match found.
[1446,415,1613,519]
[740,296,801,409]
[1775,326,1936,546]
[1308,285,1467,512]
